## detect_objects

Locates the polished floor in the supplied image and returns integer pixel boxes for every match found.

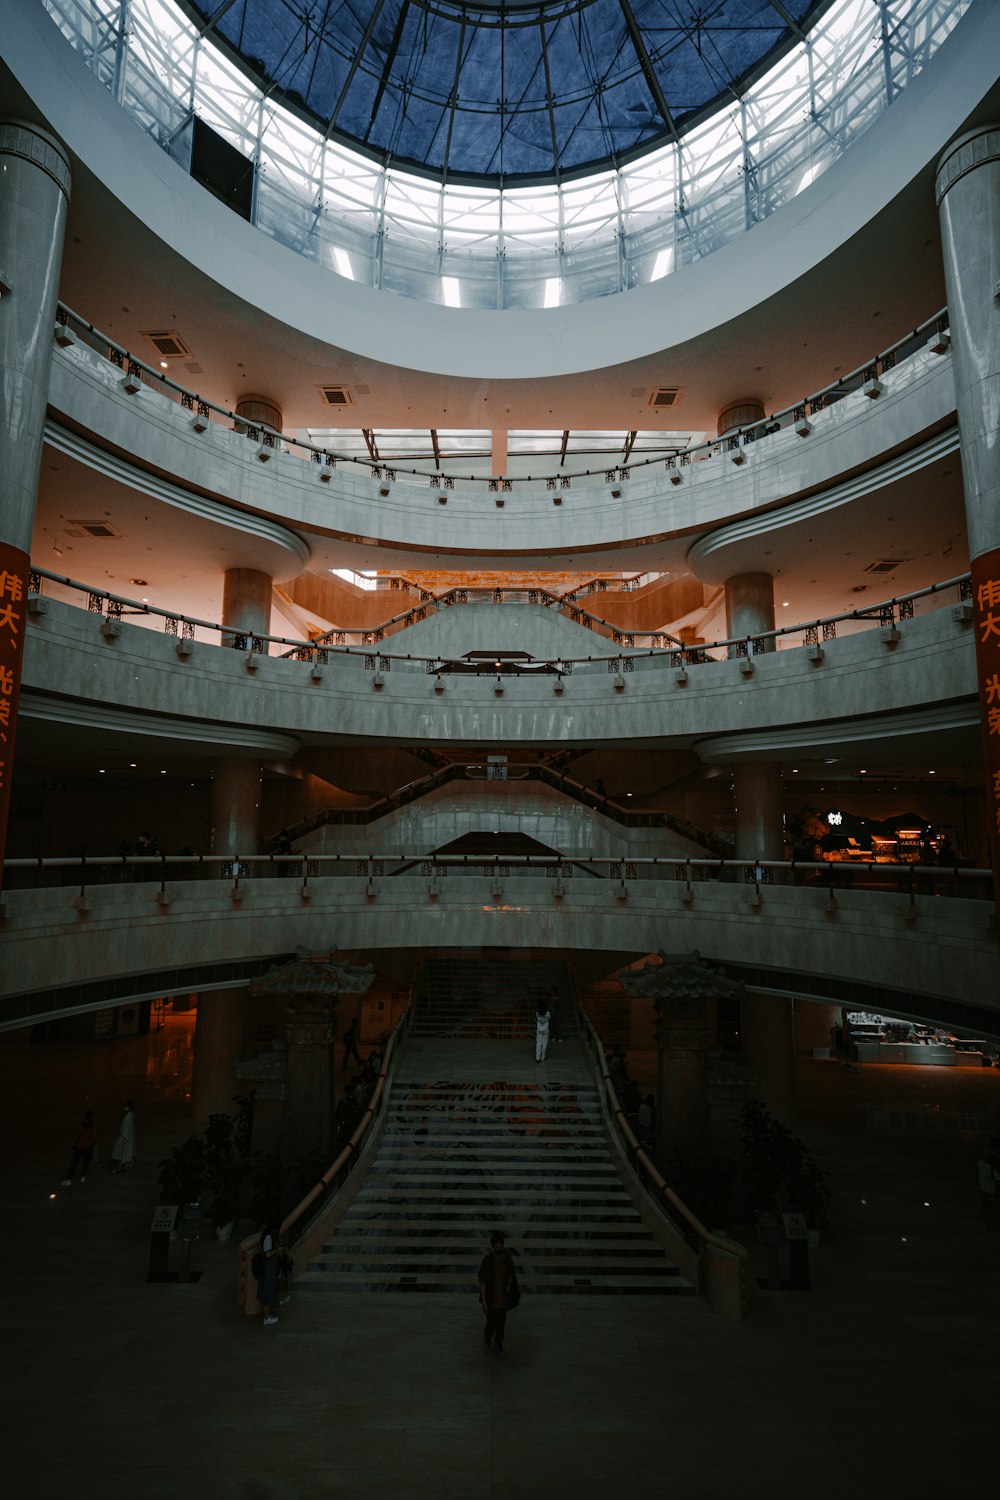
[4,1013,1000,1500]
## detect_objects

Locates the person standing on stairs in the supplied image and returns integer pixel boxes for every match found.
[534,1001,551,1063]
[478,1231,517,1355]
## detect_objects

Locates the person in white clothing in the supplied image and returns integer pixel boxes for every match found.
[535,1003,551,1063]
[110,1100,137,1173]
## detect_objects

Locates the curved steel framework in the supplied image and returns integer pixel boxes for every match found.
[180,0,821,181]
[43,0,968,308]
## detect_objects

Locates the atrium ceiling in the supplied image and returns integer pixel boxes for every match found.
[184,0,822,179]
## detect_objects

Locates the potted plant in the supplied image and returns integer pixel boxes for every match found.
[157,1132,208,1208]
[739,1099,831,1234]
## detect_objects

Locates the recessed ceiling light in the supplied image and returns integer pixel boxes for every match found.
[161,770,167,775]
[98,769,106,774]
[129,762,137,768]
[792,769,799,774]
[860,769,867,775]
[129,578,148,586]
[782,601,789,607]
[159,360,168,368]
[928,770,935,775]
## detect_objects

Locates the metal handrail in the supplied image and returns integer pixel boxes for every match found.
[28,566,972,666]
[237,1003,411,1308]
[4,854,992,897]
[578,1005,746,1265]
[54,300,949,489]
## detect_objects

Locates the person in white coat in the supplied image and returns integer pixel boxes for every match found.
[110,1100,137,1173]
[534,1003,551,1063]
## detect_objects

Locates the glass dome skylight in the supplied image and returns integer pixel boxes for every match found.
[183,0,819,181]
[45,0,970,309]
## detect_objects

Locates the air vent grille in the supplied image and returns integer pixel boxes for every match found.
[649,388,679,408]
[319,385,355,407]
[67,520,125,539]
[864,559,906,574]
[141,330,192,360]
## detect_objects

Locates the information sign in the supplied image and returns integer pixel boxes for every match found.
[782,1212,808,1241]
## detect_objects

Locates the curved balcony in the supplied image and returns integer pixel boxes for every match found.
[45,307,958,570]
[2,865,996,1034]
[20,591,978,754]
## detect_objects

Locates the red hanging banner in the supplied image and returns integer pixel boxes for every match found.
[970,544,1000,941]
[0,539,28,889]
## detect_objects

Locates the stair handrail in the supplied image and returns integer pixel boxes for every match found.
[237,1002,412,1312]
[579,1005,746,1264]
[268,762,729,859]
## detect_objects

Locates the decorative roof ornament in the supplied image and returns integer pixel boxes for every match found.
[617,949,744,1001]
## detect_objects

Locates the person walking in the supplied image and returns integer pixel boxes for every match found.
[62,1108,97,1186]
[110,1100,137,1173]
[477,1231,518,1354]
[342,1017,363,1071]
[534,1000,551,1063]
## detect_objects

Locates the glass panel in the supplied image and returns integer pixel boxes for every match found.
[41,0,970,312]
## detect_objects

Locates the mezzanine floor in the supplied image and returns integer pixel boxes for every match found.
[3,1013,999,1500]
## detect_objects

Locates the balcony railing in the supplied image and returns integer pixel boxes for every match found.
[53,300,951,493]
[28,566,973,668]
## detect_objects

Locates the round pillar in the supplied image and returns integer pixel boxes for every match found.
[717,399,765,437]
[0,121,71,878]
[210,759,262,855]
[733,762,784,861]
[654,996,710,1164]
[235,396,283,434]
[740,994,796,1125]
[725,571,776,652]
[936,127,1000,930]
[936,128,1000,563]
[190,986,248,1125]
[222,567,272,643]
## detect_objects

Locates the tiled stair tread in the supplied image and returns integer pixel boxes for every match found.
[319,1247,675,1263]
[334,1219,653,1234]
[296,1273,693,1293]
[346,1188,635,1200]
[380,1128,602,1134]
[364,1164,620,1176]
[310,1244,679,1263]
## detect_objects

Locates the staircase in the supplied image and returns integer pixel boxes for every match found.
[413,954,572,1041]
[296,962,695,1299]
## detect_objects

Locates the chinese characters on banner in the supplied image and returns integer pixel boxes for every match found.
[0,540,28,889]
[971,545,1000,941]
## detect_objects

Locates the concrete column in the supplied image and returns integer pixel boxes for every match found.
[235,396,283,435]
[654,995,710,1163]
[936,127,1000,928]
[717,399,764,437]
[282,994,338,1165]
[190,986,248,1125]
[222,567,272,645]
[725,571,775,652]
[740,994,796,1125]
[210,759,262,855]
[0,122,71,877]
[733,762,784,861]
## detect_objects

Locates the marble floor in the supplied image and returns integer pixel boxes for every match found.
[4,1017,1000,1500]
